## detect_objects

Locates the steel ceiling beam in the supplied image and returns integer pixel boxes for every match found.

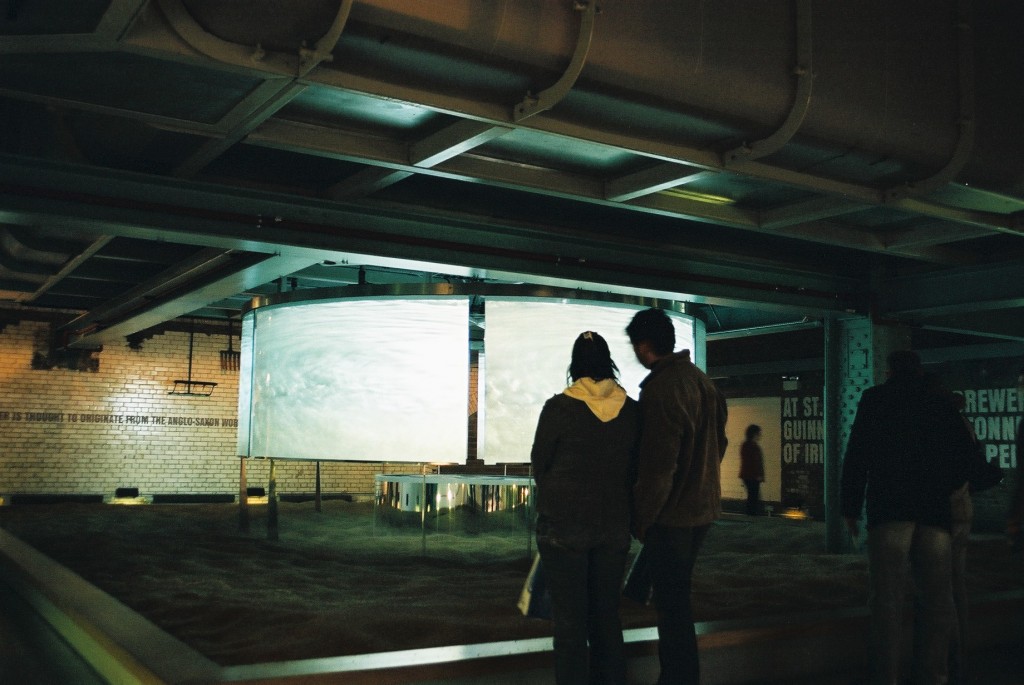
[604,165,710,203]
[0,157,864,316]
[21,236,114,304]
[327,119,511,199]
[116,0,1022,241]
[409,120,512,167]
[5,1,1017,247]
[96,0,151,41]
[174,80,310,177]
[62,250,320,348]
[315,66,1021,241]
[248,119,978,260]
[327,168,414,201]
[889,196,1019,235]
[163,0,356,178]
[0,1,1020,343]
[881,222,994,249]
[915,312,1024,343]
[759,197,868,230]
[773,222,977,266]
[882,260,1024,319]
[0,0,147,53]
[61,248,247,333]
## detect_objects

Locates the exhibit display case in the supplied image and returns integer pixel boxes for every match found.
[238,284,701,465]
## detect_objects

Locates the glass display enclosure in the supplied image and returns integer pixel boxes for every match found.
[238,284,701,465]
[238,296,470,463]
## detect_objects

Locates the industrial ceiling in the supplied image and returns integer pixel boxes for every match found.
[1,0,1022,357]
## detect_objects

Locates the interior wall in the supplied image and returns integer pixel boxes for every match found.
[926,355,1022,530]
[0,320,403,500]
[722,397,783,505]
[714,356,1020,531]
[1,318,1015,529]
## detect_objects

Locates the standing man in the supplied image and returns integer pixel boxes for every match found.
[841,350,975,685]
[626,308,728,685]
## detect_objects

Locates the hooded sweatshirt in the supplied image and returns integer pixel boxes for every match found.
[530,377,640,550]
[562,377,629,422]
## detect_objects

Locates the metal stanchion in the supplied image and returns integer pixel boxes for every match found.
[267,459,278,541]
[238,457,249,533]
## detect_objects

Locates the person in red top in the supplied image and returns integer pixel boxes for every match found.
[739,424,765,516]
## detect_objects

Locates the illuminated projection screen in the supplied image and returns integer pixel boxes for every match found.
[482,299,696,464]
[237,297,469,463]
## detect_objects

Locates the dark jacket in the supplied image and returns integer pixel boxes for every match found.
[739,440,765,482]
[632,350,729,532]
[840,374,976,531]
[531,382,640,551]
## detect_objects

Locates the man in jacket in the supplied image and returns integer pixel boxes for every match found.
[627,308,728,685]
[841,350,976,685]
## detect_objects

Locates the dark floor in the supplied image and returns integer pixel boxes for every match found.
[0,584,105,684]
[751,643,1024,685]
[3,588,1022,685]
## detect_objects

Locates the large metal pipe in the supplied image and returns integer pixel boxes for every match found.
[170,1,1024,196]
[181,1,964,167]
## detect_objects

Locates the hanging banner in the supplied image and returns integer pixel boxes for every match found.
[780,386,824,518]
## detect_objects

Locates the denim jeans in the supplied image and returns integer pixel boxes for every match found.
[538,539,630,685]
[867,521,954,685]
[645,523,710,685]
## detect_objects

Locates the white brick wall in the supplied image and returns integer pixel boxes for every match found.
[0,321,433,499]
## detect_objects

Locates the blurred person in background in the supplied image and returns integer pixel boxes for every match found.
[842,351,976,685]
[739,424,766,516]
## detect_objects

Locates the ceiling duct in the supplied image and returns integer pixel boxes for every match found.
[169,0,1007,191]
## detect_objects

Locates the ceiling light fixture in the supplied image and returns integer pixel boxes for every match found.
[659,187,734,205]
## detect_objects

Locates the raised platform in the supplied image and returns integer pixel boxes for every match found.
[374,473,534,514]
[1,525,1022,684]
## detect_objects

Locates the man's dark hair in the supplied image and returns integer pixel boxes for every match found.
[626,308,675,356]
[887,350,922,379]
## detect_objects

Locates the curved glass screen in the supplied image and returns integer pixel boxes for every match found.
[481,299,696,464]
[238,298,470,462]
[237,288,700,466]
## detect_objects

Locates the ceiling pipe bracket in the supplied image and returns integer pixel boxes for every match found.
[512,0,598,122]
[297,0,354,78]
[159,0,353,77]
[723,0,813,165]
[166,0,353,178]
[884,0,975,202]
[157,0,293,74]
